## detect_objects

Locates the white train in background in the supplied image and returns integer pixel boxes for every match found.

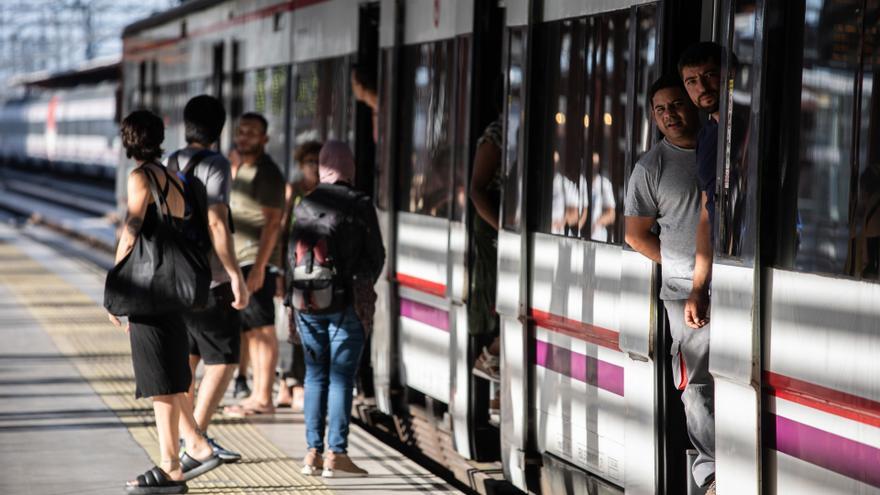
[0,83,120,180]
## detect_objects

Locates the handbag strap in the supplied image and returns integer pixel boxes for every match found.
[141,166,173,226]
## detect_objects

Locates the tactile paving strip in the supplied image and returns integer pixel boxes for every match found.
[0,241,333,494]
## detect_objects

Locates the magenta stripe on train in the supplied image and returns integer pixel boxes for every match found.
[535,340,624,396]
[770,414,880,488]
[399,297,449,331]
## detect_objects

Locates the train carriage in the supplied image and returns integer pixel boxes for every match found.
[116,0,880,494]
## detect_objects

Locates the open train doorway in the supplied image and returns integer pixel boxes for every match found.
[354,0,380,398]
[656,1,717,493]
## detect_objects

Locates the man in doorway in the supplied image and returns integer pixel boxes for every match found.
[624,75,716,494]
[167,94,250,466]
[223,112,285,417]
[679,42,722,331]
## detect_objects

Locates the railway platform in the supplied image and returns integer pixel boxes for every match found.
[0,222,462,495]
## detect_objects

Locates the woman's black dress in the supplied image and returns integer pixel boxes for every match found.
[128,200,192,399]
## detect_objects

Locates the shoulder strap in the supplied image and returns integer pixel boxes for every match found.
[183,149,213,175]
[141,167,170,225]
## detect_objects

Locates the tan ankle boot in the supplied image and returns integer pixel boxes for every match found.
[322,451,368,478]
[300,448,323,475]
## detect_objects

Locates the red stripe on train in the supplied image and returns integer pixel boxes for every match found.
[765,371,880,429]
[529,309,620,351]
[396,273,446,298]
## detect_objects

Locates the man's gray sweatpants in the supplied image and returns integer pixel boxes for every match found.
[664,298,715,487]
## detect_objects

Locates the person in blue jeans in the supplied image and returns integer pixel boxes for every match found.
[288,141,385,478]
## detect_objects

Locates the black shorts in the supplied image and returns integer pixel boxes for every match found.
[184,283,242,365]
[240,264,278,331]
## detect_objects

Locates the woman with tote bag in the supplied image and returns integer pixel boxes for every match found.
[106,110,221,494]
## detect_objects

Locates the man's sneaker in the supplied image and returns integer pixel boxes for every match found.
[233,374,251,399]
[205,435,242,463]
[705,480,717,495]
[472,347,500,382]
[322,451,368,478]
[301,448,323,476]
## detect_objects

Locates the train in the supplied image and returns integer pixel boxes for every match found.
[0,78,120,181]
[114,0,880,494]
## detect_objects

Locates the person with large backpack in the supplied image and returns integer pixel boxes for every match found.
[290,140,385,478]
[165,95,250,467]
[108,110,222,494]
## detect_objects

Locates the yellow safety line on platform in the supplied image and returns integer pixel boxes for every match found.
[0,241,333,494]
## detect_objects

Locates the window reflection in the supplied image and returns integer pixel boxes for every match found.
[242,66,288,167]
[789,0,862,274]
[502,28,526,231]
[531,7,653,244]
[718,1,756,258]
[376,48,392,210]
[289,57,351,176]
[397,40,460,218]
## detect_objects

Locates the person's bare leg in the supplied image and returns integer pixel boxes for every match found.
[144,395,183,482]
[193,363,236,431]
[252,326,278,407]
[237,335,249,381]
[488,336,500,356]
[178,394,213,460]
[239,330,260,406]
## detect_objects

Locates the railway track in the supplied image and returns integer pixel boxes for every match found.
[0,166,117,252]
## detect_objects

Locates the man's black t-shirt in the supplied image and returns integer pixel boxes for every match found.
[696,118,719,236]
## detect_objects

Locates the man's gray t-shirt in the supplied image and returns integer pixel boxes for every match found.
[624,138,700,300]
[166,146,232,286]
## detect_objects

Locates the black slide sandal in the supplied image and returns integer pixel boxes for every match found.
[125,466,187,494]
[180,452,222,481]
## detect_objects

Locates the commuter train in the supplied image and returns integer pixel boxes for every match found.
[121,0,880,494]
[0,83,120,180]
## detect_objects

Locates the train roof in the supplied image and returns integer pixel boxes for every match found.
[122,0,227,38]
[9,58,120,90]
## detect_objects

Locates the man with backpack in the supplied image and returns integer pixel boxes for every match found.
[290,141,384,478]
[166,94,249,466]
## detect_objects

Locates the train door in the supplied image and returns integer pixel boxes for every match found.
[353,1,380,397]
[735,1,880,494]
[391,0,479,462]
[371,0,399,418]
[497,1,532,490]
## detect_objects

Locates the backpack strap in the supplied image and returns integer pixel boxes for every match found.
[182,149,212,176]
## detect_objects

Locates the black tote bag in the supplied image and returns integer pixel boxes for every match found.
[104,167,211,317]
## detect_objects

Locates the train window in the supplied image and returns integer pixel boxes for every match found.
[375,48,392,210]
[290,57,351,175]
[242,66,289,168]
[584,12,630,243]
[529,9,636,243]
[502,28,527,232]
[451,36,472,223]
[632,5,659,162]
[717,0,757,259]
[396,40,456,218]
[777,0,880,279]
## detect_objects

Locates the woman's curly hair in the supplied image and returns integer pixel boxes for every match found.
[121,110,164,162]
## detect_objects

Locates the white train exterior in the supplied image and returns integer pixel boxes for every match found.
[120,1,880,494]
[0,82,120,179]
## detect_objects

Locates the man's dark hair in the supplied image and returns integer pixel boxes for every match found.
[294,140,323,164]
[184,94,226,145]
[649,74,686,107]
[351,62,377,93]
[239,112,268,134]
[677,41,723,76]
[121,110,164,162]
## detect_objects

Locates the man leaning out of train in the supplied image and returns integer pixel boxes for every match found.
[624,74,716,495]
[166,95,250,465]
[287,140,385,478]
